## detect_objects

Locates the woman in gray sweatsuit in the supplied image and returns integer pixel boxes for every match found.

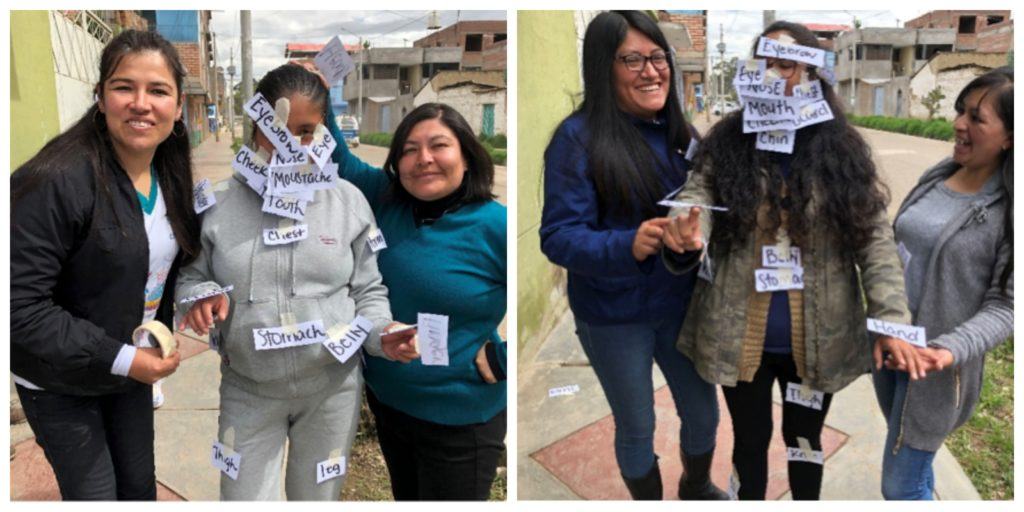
[176,65,415,500]
[874,67,1013,500]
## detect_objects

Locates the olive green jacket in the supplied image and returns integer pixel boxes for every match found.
[663,162,911,393]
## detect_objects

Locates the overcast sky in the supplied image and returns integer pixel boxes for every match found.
[210,10,506,79]
[705,10,931,63]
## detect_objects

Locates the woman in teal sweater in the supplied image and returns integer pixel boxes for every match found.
[327,103,506,500]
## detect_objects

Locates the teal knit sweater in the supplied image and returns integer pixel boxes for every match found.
[328,118,507,426]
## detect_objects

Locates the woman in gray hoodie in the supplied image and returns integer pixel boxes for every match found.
[875,67,1013,500]
[176,65,416,500]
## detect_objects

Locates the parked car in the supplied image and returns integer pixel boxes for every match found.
[712,100,740,116]
[337,115,360,147]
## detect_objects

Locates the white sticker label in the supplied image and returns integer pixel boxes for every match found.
[418,313,449,366]
[728,467,740,499]
[733,59,766,86]
[232,145,269,194]
[270,147,309,167]
[754,267,804,292]
[548,384,581,397]
[179,285,234,305]
[658,200,729,212]
[193,178,217,214]
[243,92,307,162]
[322,315,373,364]
[866,318,927,348]
[366,228,387,253]
[253,320,328,351]
[262,194,308,221]
[314,36,357,86]
[263,223,309,245]
[784,382,825,410]
[735,79,788,99]
[756,36,827,67]
[755,130,796,154]
[897,241,912,268]
[762,245,802,268]
[697,251,714,282]
[742,97,802,122]
[211,441,241,480]
[786,446,824,465]
[267,163,337,195]
[793,80,824,102]
[316,456,347,484]
[684,137,699,161]
[306,127,338,170]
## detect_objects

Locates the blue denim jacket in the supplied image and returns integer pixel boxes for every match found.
[540,111,696,325]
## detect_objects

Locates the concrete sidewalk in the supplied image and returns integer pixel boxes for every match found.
[516,297,981,500]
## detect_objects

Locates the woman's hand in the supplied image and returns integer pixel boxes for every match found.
[475,343,498,384]
[288,59,329,89]
[632,217,671,261]
[381,322,419,363]
[886,347,955,374]
[873,335,931,380]
[128,347,181,384]
[662,207,704,254]
[179,294,230,336]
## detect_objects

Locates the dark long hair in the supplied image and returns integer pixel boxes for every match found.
[699,20,889,258]
[955,66,1013,293]
[251,63,330,145]
[572,10,694,220]
[382,102,495,204]
[13,29,200,264]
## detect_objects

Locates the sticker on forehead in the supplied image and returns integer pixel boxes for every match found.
[755,36,826,68]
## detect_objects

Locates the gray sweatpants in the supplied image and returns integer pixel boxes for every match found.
[217,366,362,500]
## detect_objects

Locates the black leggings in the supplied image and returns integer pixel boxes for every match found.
[722,352,833,500]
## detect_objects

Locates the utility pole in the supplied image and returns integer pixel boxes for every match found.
[850,16,858,114]
[240,10,253,142]
[717,24,725,115]
[227,48,236,139]
[357,37,364,124]
[210,31,219,142]
[763,10,776,28]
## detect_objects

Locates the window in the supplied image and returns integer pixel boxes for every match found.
[372,65,398,80]
[863,44,891,61]
[465,34,483,52]
[958,16,976,34]
[915,44,953,60]
[494,33,507,43]
[987,15,1005,25]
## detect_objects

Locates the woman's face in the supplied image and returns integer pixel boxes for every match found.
[763,30,808,96]
[254,93,324,153]
[397,118,467,201]
[613,27,670,120]
[952,87,1012,172]
[98,50,182,161]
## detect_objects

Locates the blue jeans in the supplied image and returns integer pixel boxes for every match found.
[874,368,937,500]
[575,316,719,479]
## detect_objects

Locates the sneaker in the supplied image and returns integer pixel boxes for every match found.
[152,381,165,409]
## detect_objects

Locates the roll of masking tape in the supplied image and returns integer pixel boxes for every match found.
[132,320,177,359]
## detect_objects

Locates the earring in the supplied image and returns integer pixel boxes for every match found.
[172,120,187,137]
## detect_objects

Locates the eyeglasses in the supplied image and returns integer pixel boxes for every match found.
[617,51,669,72]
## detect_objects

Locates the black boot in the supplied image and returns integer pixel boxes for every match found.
[678,450,730,500]
[622,460,663,500]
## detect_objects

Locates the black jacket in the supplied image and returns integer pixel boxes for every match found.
[11,156,180,396]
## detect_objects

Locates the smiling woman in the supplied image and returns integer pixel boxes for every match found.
[10,29,199,501]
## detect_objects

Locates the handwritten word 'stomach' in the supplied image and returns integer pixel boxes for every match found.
[756,36,826,67]
[253,320,328,351]
[866,318,927,348]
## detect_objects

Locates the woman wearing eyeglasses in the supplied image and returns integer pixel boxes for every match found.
[539,11,726,500]
[660,22,913,500]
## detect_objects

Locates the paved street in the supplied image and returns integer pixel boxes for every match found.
[517,122,975,500]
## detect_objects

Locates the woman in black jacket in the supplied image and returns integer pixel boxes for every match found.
[10,29,200,500]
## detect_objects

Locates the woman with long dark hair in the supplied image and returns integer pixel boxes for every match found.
[176,64,415,500]
[324,101,507,500]
[10,29,199,500]
[875,67,1013,500]
[539,11,726,500]
[661,21,916,500]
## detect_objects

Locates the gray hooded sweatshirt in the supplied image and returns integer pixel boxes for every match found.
[884,157,1013,452]
[176,175,392,399]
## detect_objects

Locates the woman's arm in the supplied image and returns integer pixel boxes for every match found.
[661,160,715,274]
[10,171,127,374]
[325,106,390,202]
[856,208,913,324]
[344,197,393,358]
[539,124,657,278]
[928,238,1013,367]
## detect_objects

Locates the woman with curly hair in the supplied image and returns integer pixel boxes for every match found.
[661,21,920,500]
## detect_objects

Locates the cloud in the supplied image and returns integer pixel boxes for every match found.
[210,10,506,78]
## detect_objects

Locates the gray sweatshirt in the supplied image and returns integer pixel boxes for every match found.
[176,175,392,399]
[886,157,1013,452]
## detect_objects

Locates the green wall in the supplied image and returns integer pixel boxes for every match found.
[10,11,60,171]
[517,11,582,352]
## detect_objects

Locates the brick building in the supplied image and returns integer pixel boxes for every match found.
[413,20,507,71]
[658,10,706,113]
[904,10,1011,51]
[976,18,1014,53]
[804,23,851,50]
